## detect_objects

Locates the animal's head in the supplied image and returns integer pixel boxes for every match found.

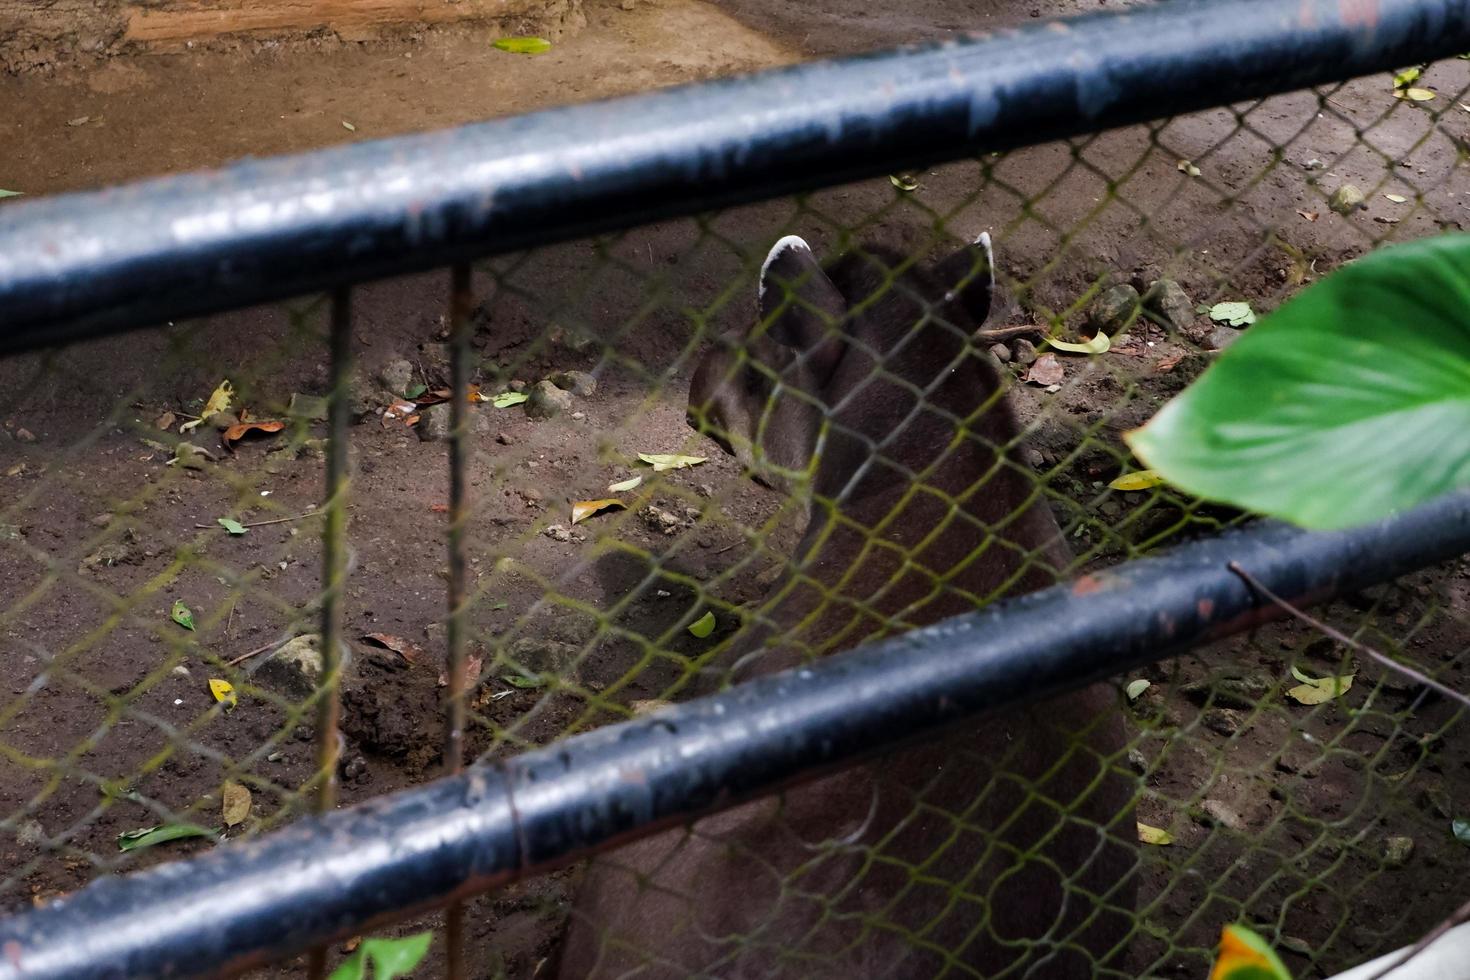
[687,232,998,494]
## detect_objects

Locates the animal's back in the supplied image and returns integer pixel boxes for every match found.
[560,234,1135,979]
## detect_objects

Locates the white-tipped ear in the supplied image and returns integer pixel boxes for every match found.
[759,235,811,299]
[975,231,995,291]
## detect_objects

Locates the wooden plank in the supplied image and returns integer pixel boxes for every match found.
[124,0,552,44]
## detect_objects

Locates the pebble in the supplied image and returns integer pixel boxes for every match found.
[15,428,36,443]
[1198,799,1246,831]
[545,524,572,542]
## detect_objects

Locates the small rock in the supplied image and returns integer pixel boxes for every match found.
[416,403,452,441]
[1382,835,1415,868]
[16,819,45,847]
[1302,158,1326,170]
[642,506,688,535]
[346,373,392,420]
[1181,670,1272,710]
[1275,739,1321,777]
[496,431,514,445]
[378,358,415,395]
[171,664,191,678]
[14,427,36,443]
[1023,447,1045,469]
[544,524,572,542]
[1012,339,1038,366]
[550,370,597,397]
[1127,748,1149,774]
[1330,184,1366,215]
[507,637,580,677]
[90,513,111,527]
[509,379,528,392]
[1198,799,1246,831]
[1090,284,1141,335]
[696,483,713,498]
[1201,707,1243,737]
[989,343,1012,363]
[1208,325,1244,350]
[341,755,369,783]
[571,411,586,421]
[526,380,574,419]
[1144,279,1206,342]
[1421,784,1454,819]
[620,0,637,9]
[258,634,327,697]
[288,393,330,421]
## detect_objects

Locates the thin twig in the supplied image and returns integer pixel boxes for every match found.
[225,598,237,638]
[975,323,1044,342]
[225,640,283,668]
[1361,895,1470,980]
[195,512,314,531]
[1227,561,1470,712]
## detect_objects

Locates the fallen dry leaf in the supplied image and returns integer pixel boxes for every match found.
[360,633,425,665]
[1154,354,1185,374]
[221,781,252,827]
[155,411,177,430]
[383,399,417,423]
[429,503,450,514]
[1295,209,1319,222]
[571,498,627,524]
[1137,822,1174,846]
[1109,470,1164,491]
[1026,354,1065,386]
[413,387,452,407]
[181,381,233,433]
[438,652,485,689]
[221,418,286,451]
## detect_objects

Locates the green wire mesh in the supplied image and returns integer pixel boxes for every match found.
[1,61,1468,977]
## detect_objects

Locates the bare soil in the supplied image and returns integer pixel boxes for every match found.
[2,1,1470,977]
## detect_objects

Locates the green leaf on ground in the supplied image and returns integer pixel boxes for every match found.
[117,823,217,852]
[171,599,196,630]
[493,37,552,54]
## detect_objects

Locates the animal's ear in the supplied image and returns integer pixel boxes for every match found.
[933,231,996,329]
[757,236,849,382]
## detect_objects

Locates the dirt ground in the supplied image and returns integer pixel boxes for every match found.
[2,1,1470,977]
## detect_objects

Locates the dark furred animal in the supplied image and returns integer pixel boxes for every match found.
[561,234,1135,978]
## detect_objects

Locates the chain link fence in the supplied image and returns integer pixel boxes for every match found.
[2,4,1470,977]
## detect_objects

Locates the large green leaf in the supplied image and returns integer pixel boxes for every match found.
[1126,234,1470,530]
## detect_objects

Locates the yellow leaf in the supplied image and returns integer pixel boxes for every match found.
[1137,822,1174,846]
[1384,193,1408,203]
[209,678,238,709]
[571,498,626,524]
[1109,470,1164,491]
[638,453,707,472]
[1395,87,1436,101]
[221,780,251,827]
[608,476,642,493]
[1286,669,1354,705]
[688,611,716,638]
[1048,332,1111,355]
[181,381,233,432]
